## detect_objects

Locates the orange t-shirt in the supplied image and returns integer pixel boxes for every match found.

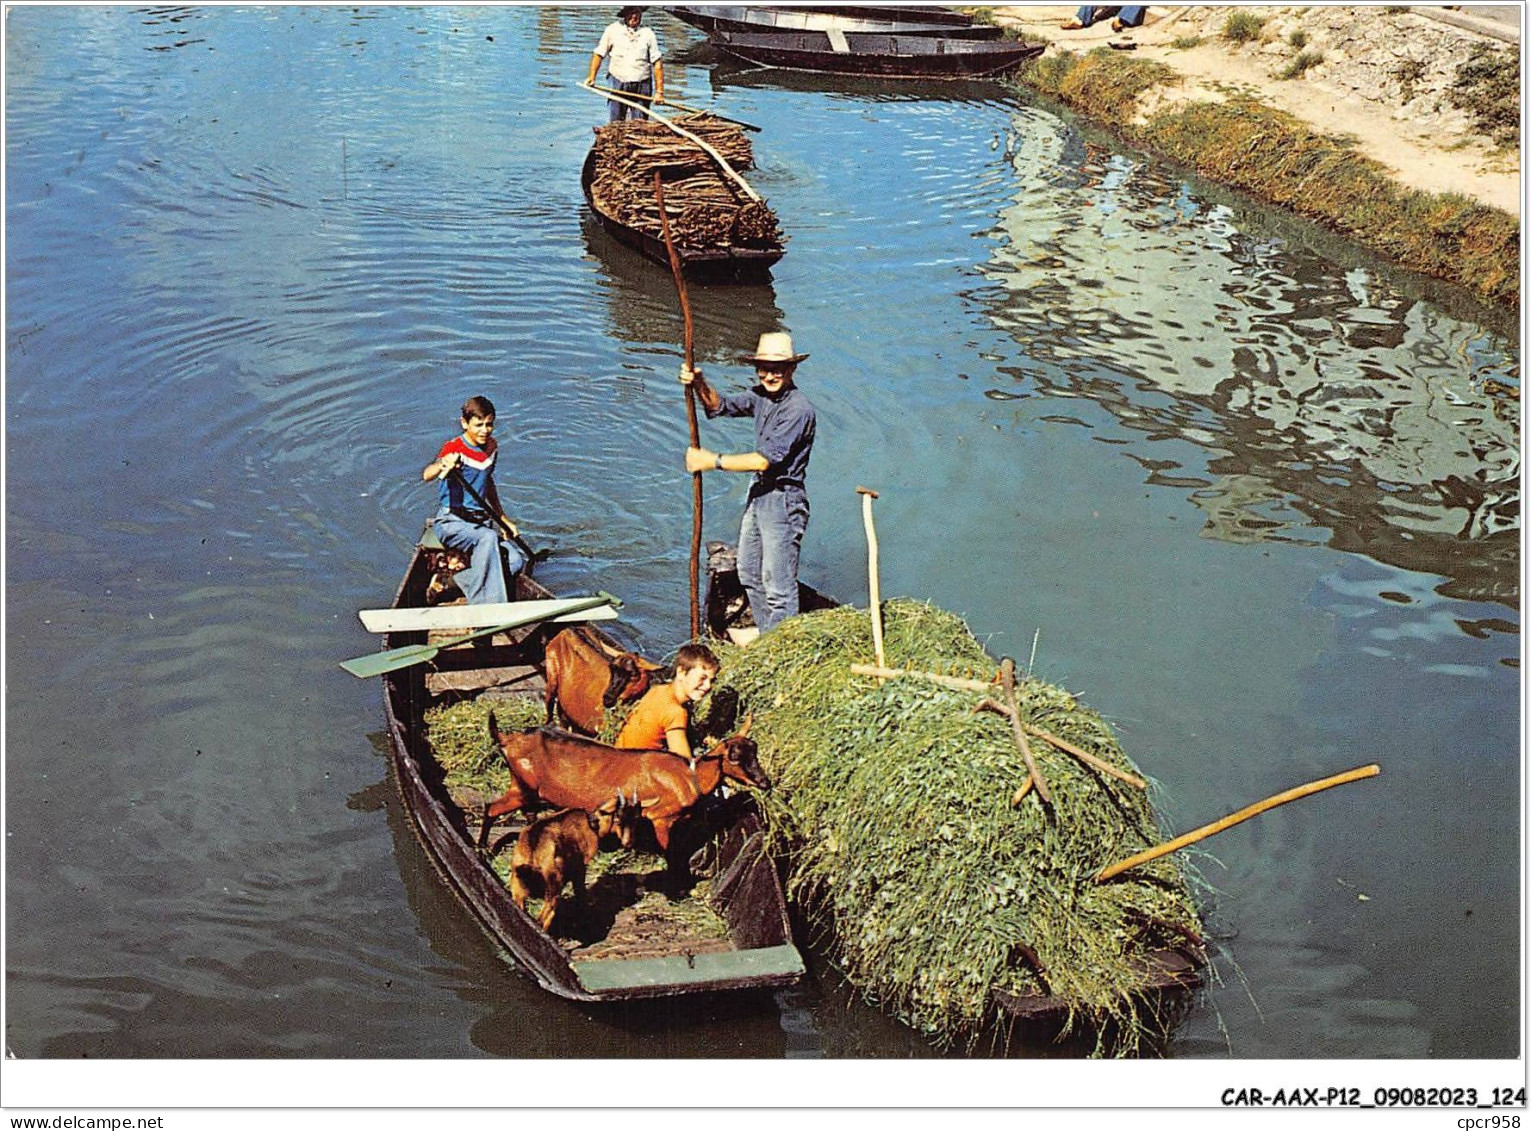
[615,685,688,751]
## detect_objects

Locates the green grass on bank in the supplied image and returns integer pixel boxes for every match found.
[1014,48,1519,307]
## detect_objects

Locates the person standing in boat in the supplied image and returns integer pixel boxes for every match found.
[421,395,526,604]
[587,6,664,123]
[682,332,816,641]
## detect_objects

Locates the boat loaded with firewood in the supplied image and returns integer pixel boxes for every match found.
[581,103,784,280]
[346,531,804,1003]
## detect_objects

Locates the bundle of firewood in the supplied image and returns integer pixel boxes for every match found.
[589,114,784,252]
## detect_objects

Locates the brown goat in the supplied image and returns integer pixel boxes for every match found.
[509,807,605,931]
[542,627,665,734]
[481,715,764,857]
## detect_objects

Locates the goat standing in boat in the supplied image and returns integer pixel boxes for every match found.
[479,715,766,873]
[509,799,633,932]
[543,627,665,734]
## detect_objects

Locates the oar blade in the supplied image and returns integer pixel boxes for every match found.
[339,593,621,678]
[339,642,442,679]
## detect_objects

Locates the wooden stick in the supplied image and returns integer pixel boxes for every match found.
[1095,764,1382,882]
[851,663,989,691]
[1000,659,1049,805]
[1010,775,1034,807]
[582,83,762,201]
[856,487,886,678]
[850,661,1146,788]
[654,173,703,641]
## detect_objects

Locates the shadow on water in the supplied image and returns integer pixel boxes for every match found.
[580,209,787,365]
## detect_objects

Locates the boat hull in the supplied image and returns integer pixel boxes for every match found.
[668,5,1005,39]
[709,29,1044,79]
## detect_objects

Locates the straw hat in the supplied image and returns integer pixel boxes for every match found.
[743,331,809,365]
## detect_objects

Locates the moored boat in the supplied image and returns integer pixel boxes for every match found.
[376,534,804,1002]
[706,28,1044,79]
[667,5,1006,40]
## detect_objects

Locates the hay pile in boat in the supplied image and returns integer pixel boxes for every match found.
[700,600,1204,1053]
[589,113,784,252]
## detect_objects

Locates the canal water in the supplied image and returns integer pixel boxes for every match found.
[5,5,1519,1070]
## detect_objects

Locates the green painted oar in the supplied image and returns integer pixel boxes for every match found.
[339,593,619,678]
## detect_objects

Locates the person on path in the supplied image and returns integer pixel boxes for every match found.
[588,6,664,123]
[615,644,720,756]
[681,332,816,639]
[421,395,526,605]
[1061,6,1146,31]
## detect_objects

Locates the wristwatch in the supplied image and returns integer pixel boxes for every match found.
[714,453,724,470]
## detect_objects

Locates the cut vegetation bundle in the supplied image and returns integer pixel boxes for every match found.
[589,114,784,252]
[705,600,1204,1053]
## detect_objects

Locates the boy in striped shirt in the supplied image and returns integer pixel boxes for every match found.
[421,395,526,604]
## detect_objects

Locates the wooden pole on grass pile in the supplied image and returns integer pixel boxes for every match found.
[1095,763,1382,882]
[857,487,886,678]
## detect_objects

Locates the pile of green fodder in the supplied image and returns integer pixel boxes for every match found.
[702,600,1202,1054]
[424,695,546,801]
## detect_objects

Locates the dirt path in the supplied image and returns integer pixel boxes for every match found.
[991,5,1520,217]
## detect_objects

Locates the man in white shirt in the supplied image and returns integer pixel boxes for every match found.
[587,6,664,123]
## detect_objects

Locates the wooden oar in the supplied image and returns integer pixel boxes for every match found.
[444,465,548,568]
[339,593,620,678]
[1094,764,1382,882]
[581,82,762,202]
[654,171,704,640]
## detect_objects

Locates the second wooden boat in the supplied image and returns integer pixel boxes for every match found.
[667,5,1006,39]
[708,28,1044,79]
[581,145,784,280]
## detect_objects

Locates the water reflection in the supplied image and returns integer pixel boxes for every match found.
[976,118,1520,609]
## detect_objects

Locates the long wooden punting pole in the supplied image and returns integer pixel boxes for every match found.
[654,172,703,640]
[1094,763,1382,882]
[856,487,886,677]
[582,84,762,202]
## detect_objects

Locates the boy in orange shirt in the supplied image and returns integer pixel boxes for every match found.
[615,644,719,756]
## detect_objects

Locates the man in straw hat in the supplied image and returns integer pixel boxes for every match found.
[682,332,817,640]
[588,6,664,123]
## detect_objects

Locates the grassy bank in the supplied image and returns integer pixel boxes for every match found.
[1014,48,1519,306]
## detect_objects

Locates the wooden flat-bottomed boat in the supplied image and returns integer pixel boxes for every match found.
[375,533,804,1002]
[706,28,1044,79]
[580,147,783,281]
[667,5,1006,40]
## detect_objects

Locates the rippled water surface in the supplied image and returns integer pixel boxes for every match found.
[6,6,1519,1064]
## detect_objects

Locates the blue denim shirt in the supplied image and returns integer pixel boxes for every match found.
[708,384,816,496]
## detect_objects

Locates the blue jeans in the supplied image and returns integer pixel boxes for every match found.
[737,488,809,633]
[1075,6,1145,27]
[608,77,653,122]
[433,508,526,605]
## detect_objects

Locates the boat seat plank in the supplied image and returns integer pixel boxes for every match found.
[573,945,805,992]
[361,599,619,633]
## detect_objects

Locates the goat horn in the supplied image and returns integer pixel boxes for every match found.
[735,712,753,739]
